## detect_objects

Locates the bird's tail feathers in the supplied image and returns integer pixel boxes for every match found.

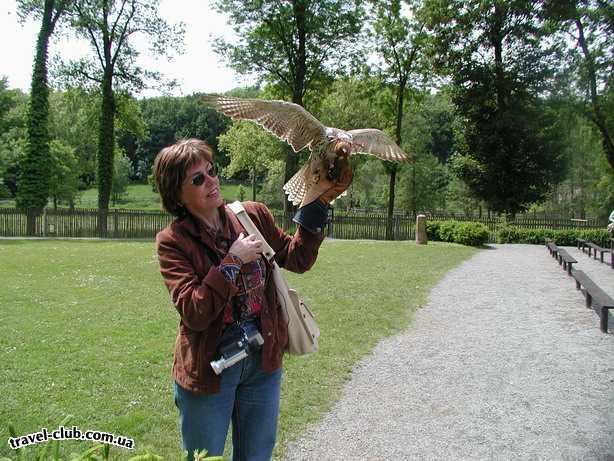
[283,163,310,206]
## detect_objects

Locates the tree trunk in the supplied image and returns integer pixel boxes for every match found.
[282,0,308,215]
[18,0,56,235]
[251,168,256,201]
[386,167,397,240]
[386,77,406,240]
[97,71,115,236]
[575,17,614,169]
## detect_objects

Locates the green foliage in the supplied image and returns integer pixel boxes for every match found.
[237,184,246,202]
[0,79,28,198]
[444,175,481,215]
[497,226,610,246]
[56,0,184,212]
[212,0,364,102]
[48,140,79,208]
[426,220,489,246]
[111,151,132,205]
[424,0,567,216]
[258,159,286,209]
[452,221,490,246]
[542,0,614,169]
[528,109,614,221]
[16,0,69,213]
[136,95,230,178]
[48,88,99,187]
[218,120,285,179]
[318,74,394,131]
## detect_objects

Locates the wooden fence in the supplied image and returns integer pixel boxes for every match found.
[0,207,607,242]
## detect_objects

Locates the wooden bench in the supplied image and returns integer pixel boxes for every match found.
[545,239,558,258]
[586,242,611,263]
[577,238,586,251]
[571,269,614,333]
[556,249,577,275]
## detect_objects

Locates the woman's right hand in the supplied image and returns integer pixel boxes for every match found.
[228,233,263,264]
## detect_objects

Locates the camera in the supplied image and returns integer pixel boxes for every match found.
[210,323,264,375]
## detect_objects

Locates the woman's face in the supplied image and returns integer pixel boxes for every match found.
[180,159,222,216]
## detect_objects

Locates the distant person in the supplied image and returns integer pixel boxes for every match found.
[153,138,352,461]
[608,209,614,235]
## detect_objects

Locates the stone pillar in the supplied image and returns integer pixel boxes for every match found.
[416,214,427,245]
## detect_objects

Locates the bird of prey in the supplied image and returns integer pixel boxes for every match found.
[203,95,410,206]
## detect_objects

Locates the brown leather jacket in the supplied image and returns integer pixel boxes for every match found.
[156,201,324,394]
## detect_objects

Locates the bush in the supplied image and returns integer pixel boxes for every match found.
[497,226,610,246]
[425,220,440,241]
[425,220,489,247]
[438,221,457,242]
[453,222,490,247]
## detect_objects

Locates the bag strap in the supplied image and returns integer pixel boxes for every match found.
[227,201,276,263]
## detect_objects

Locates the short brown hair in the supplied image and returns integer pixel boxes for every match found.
[153,138,214,217]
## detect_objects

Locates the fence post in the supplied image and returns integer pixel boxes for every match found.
[43,208,47,237]
[113,209,119,238]
[416,214,428,245]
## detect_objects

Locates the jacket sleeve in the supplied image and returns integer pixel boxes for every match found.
[248,202,325,274]
[156,231,238,331]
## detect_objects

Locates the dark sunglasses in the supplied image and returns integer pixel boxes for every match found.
[190,164,217,187]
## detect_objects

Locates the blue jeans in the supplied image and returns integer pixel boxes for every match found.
[173,322,282,461]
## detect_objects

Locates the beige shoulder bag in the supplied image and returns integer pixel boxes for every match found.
[227,201,320,355]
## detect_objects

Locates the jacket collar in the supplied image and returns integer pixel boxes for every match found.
[176,204,245,251]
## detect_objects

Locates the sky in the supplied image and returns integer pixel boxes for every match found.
[0,0,257,97]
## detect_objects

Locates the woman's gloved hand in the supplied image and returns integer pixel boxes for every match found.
[299,155,353,208]
[294,151,353,234]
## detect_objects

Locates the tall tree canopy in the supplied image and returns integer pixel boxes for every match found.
[425,0,566,216]
[212,0,364,210]
[542,0,614,170]
[59,0,184,216]
[370,0,426,234]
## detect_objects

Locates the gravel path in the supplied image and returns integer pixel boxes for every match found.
[284,244,614,460]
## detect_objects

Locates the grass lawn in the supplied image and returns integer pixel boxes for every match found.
[0,183,248,211]
[0,239,477,460]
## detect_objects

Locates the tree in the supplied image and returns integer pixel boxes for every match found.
[543,0,614,169]
[59,0,184,230]
[218,121,285,201]
[16,0,71,234]
[48,88,99,186]
[397,93,448,213]
[111,149,131,205]
[318,74,395,209]
[212,0,364,211]
[136,94,230,182]
[424,0,567,217]
[0,79,28,198]
[48,139,79,209]
[370,0,427,235]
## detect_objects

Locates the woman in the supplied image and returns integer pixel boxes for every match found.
[154,138,352,461]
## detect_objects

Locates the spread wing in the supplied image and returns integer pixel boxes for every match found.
[348,129,409,162]
[203,95,326,153]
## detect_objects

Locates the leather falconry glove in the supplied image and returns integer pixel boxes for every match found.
[293,146,353,234]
